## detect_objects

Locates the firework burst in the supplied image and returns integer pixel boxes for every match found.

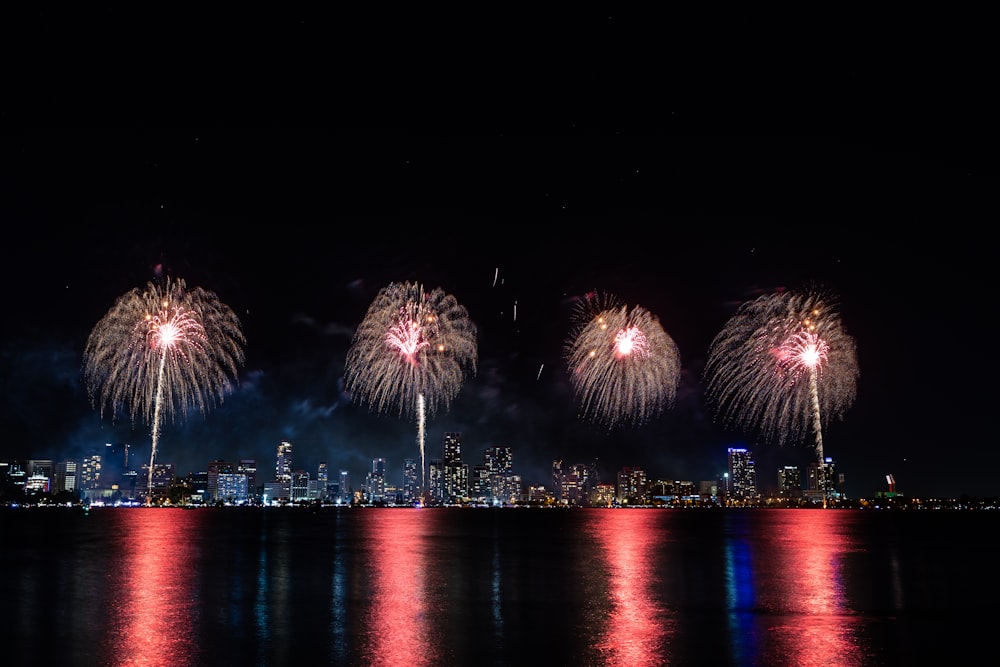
[563,292,681,429]
[82,277,245,505]
[344,281,477,494]
[703,286,859,466]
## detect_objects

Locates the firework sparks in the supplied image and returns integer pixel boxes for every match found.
[82,277,245,506]
[344,281,478,495]
[563,292,681,429]
[703,287,858,504]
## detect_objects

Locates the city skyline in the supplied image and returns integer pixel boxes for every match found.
[0,431,859,505]
[0,128,990,499]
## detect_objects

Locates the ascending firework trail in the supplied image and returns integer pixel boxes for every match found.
[344,281,478,501]
[703,286,858,507]
[83,276,245,506]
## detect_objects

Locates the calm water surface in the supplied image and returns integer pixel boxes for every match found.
[1,507,995,666]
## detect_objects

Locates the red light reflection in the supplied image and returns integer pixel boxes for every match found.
[105,508,201,667]
[361,509,439,667]
[588,510,671,665]
[754,510,865,666]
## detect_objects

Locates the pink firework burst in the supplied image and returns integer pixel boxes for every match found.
[773,329,830,384]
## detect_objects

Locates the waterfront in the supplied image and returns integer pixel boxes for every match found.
[1,506,995,666]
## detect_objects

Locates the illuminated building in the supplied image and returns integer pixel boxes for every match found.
[617,466,647,504]
[443,432,467,502]
[778,465,802,499]
[207,459,257,504]
[485,446,513,504]
[403,458,418,503]
[275,441,293,498]
[727,447,758,504]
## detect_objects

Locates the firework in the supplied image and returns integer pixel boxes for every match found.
[563,292,681,429]
[83,277,245,505]
[703,287,859,503]
[344,281,478,494]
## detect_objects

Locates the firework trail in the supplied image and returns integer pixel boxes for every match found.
[563,292,681,429]
[344,281,478,497]
[703,287,858,503]
[82,277,245,506]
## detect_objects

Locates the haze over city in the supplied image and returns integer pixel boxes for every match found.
[0,127,990,499]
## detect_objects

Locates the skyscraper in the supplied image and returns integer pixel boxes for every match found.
[81,453,102,490]
[338,469,351,505]
[442,432,467,502]
[403,458,418,504]
[617,466,647,505]
[778,465,802,499]
[727,447,758,504]
[807,457,837,504]
[485,446,513,504]
[366,457,386,504]
[317,461,329,501]
[203,459,255,504]
[276,441,292,489]
[264,441,293,503]
[54,459,77,494]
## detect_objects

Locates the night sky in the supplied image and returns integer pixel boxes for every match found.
[0,127,990,498]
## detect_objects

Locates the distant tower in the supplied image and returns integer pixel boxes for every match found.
[317,461,329,501]
[485,446,513,504]
[54,459,78,494]
[367,458,386,504]
[552,459,564,501]
[616,466,647,505]
[777,465,802,499]
[443,432,467,502]
[727,447,758,504]
[403,458,418,503]
[276,441,293,497]
[339,470,351,505]
[807,457,837,504]
[81,453,103,490]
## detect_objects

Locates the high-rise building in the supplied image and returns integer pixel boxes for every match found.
[239,459,257,496]
[81,453,103,490]
[564,462,597,506]
[403,458,418,503]
[727,447,758,504]
[778,465,802,498]
[428,458,444,503]
[291,470,310,502]
[217,473,250,504]
[485,446,513,504]
[317,461,328,500]
[339,470,351,505]
[54,459,78,494]
[807,457,837,503]
[275,441,292,495]
[617,466,648,504]
[207,459,257,504]
[551,459,564,500]
[470,463,489,500]
[442,432,467,502]
[366,458,386,504]
[136,462,175,502]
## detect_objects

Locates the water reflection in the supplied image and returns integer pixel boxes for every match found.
[588,510,671,666]
[104,509,201,667]
[724,512,760,664]
[361,509,438,667]
[748,510,867,666]
[5,506,993,666]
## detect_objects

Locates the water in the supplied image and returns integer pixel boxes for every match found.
[1,507,995,666]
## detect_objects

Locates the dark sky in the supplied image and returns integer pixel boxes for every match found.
[0,127,991,498]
